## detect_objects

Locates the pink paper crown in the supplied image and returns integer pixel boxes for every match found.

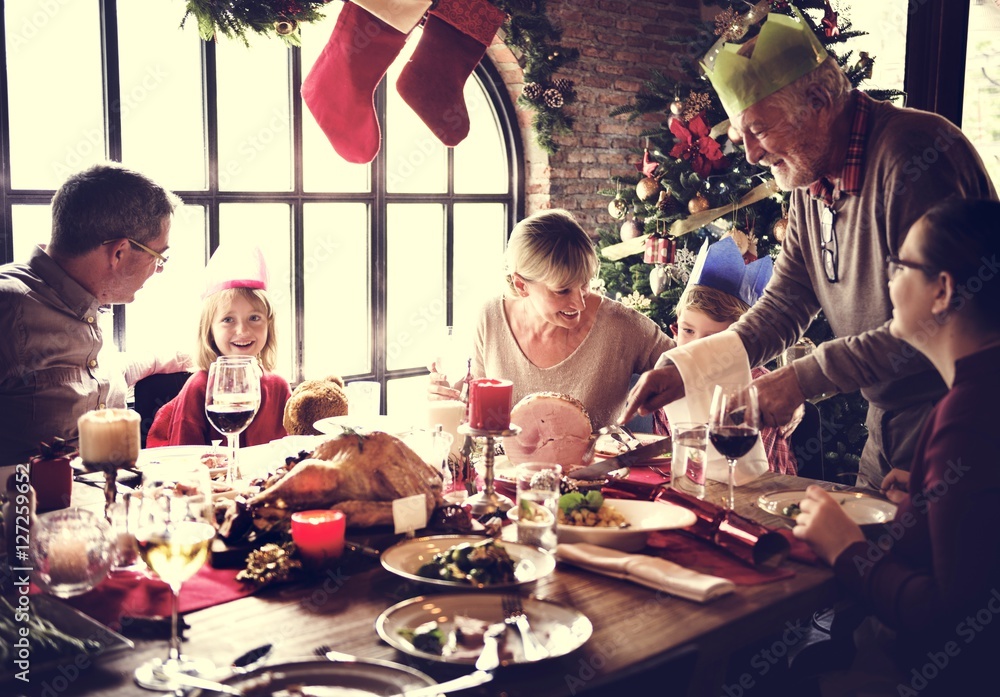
[202,244,269,299]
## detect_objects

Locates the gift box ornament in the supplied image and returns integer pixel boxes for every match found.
[643,236,677,265]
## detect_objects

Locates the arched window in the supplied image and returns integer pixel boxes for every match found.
[1,2,522,416]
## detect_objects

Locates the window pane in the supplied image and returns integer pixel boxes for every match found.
[963,1,1000,187]
[303,203,371,377]
[219,204,293,378]
[386,203,444,370]
[847,3,908,93]
[125,205,207,358]
[216,42,292,191]
[387,375,428,419]
[5,1,104,189]
[10,205,51,262]
[385,30,448,194]
[300,8,371,193]
[117,2,206,190]
[453,204,507,332]
[455,75,508,194]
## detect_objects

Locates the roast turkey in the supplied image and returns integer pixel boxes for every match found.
[248,431,442,527]
[504,392,594,469]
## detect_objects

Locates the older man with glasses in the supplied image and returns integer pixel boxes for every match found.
[0,163,183,471]
[625,10,996,489]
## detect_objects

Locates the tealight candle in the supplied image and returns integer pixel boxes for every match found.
[47,532,91,586]
[78,409,140,465]
[467,379,513,431]
[290,510,347,566]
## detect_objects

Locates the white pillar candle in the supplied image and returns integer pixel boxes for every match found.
[78,408,141,465]
[427,399,466,457]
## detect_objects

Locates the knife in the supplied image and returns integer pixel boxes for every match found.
[568,437,673,481]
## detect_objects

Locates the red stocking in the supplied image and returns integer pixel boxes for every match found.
[302,2,408,164]
[395,0,505,147]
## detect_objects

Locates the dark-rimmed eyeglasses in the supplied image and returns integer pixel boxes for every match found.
[820,207,838,283]
[885,254,938,280]
[102,238,169,268]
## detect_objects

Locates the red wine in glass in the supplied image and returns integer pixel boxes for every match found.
[708,383,760,510]
[205,404,257,434]
[709,426,759,460]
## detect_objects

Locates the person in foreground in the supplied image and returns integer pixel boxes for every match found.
[624,9,996,489]
[0,163,181,471]
[794,199,1000,694]
[147,245,291,447]
[655,236,798,474]
[430,208,673,429]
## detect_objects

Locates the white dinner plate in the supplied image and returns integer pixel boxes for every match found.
[505,499,697,552]
[313,414,413,436]
[592,432,669,458]
[186,659,436,696]
[380,534,555,590]
[377,593,593,665]
[491,454,629,491]
[136,445,216,468]
[757,489,898,525]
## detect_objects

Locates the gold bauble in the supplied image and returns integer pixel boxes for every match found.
[607,197,628,220]
[772,216,789,242]
[620,219,643,241]
[636,176,661,201]
[274,19,297,35]
[687,193,710,214]
[656,189,678,214]
[669,99,684,116]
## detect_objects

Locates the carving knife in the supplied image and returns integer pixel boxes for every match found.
[568,437,673,481]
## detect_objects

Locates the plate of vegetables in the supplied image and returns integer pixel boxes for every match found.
[757,489,897,525]
[380,535,556,590]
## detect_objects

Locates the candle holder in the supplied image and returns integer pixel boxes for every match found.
[458,423,521,517]
[78,409,140,519]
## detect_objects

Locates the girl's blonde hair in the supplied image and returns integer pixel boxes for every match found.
[504,209,598,297]
[676,285,750,325]
[195,287,278,372]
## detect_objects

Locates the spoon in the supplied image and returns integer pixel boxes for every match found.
[231,643,274,674]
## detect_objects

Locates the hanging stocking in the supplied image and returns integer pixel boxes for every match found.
[301,2,408,164]
[395,0,505,147]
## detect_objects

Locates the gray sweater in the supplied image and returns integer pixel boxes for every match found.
[734,96,996,412]
[474,296,674,428]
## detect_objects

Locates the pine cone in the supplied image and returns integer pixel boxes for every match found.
[553,78,576,100]
[522,82,544,102]
[543,88,565,108]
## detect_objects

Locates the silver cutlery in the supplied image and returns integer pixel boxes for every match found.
[156,667,245,696]
[502,595,549,661]
[312,644,358,662]
[379,628,502,697]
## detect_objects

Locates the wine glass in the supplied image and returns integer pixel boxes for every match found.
[432,325,472,402]
[133,462,217,689]
[205,356,261,483]
[708,383,761,510]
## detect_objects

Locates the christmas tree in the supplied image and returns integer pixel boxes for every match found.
[595,0,902,481]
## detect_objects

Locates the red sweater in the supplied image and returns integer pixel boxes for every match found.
[146,370,291,448]
[833,344,1000,691]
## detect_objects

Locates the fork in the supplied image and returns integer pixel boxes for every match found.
[312,644,357,662]
[502,595,550,661]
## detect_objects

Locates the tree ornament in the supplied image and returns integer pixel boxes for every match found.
[522,82,544,102]
[636,176,661,201]
[724,226,750,255]
[682,92,712,122]
[543,88,565,108]
[727,124,743,144]
[688,193,710,214]
[620,219,643,241]
[657,189,679,215]
[853,52,874,81]
[772,215,789,242]
[274,19,297,35]
[669,97,684,116]
[608,197,628,220]
[649,265,669,296]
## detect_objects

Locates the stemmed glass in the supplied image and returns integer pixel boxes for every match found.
[432,325,472,401]
[708,383,761,510]
[205,356,261,483]
[133,462,217,689]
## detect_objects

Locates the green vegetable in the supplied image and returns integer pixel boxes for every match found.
[399,622,445,654]
[559,490,604,515]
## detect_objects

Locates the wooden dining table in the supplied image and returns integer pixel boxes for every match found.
[7,472,848,697]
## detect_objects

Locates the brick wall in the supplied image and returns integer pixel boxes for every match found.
[487,0,705,233]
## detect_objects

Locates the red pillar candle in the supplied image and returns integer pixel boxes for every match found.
[467,378,514,430]
[290,509,347,565]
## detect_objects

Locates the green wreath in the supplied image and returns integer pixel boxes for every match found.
[182,0,578,153]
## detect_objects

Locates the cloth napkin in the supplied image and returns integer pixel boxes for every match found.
[556,542,735,602]
[659,331,769,485]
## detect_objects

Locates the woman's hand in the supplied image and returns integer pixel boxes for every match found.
[427,361,462,401]
[880,468,911,504]
[792,485,865,566]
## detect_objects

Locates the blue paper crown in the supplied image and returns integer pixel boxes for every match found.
[687,237,773,307]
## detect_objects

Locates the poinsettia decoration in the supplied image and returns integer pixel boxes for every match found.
[668,114,728,178]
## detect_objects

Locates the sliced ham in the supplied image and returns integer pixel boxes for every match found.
[505,392,593,469]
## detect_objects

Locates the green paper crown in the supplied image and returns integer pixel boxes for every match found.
[703,8,828,117]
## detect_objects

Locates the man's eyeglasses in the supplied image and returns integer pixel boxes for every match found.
[103,238,168,268]
[885,254,938,280]
[820,206,837,283]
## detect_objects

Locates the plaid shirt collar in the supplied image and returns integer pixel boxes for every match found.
[808,90,872,206]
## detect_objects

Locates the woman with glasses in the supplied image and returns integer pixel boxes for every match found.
[793,198,1000,694]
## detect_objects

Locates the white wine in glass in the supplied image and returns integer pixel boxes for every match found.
[133,463,217,690]
[708,383,761,511]
[205,355,261,483]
